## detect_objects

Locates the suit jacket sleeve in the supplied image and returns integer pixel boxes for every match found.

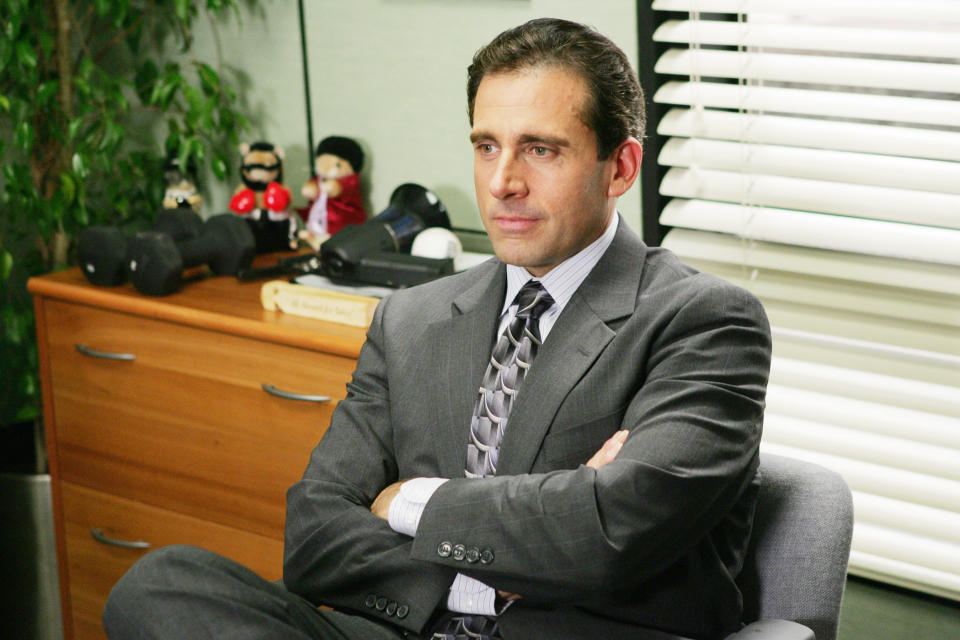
[409,277,771,604]
[283,295,455,633]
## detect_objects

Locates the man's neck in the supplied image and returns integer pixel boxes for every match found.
[504,213,619,315]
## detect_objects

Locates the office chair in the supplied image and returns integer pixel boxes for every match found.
[727,453,854,640]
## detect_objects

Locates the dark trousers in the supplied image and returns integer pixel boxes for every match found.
[103,545,419,640]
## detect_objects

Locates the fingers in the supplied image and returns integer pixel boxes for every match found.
[585,429,630,469]
[370,480,405,520]
[497,590,523,602]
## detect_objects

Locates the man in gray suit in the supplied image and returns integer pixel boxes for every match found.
[104,17,770,640]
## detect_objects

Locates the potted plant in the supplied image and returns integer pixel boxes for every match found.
[0,0,256,468]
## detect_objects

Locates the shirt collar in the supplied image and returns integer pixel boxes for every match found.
[502,213,619,315]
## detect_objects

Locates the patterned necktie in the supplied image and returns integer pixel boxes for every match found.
[432,283,554,640]
[466,280,554,478]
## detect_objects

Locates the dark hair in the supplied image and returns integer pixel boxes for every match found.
[315,136,365,173]
[467,18,645,160]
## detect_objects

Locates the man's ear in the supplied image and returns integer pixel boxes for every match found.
[607,137,642,198]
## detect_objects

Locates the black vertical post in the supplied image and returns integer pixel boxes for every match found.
[636,3,668,246]
[297,0,316,176]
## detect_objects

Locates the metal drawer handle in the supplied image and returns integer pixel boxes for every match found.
[90,527,152,550]
[76,343,136,361]
[261,383,330,403]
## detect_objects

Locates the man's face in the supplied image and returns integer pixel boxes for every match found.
[471,67,618,276]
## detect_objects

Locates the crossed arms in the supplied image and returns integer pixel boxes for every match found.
[283,274,771,634]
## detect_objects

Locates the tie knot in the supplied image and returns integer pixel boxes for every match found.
[514,281,554,321]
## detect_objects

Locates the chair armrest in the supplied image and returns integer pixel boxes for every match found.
[725,619,815,640]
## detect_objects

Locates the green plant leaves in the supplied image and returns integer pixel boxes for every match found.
[212,154,228,180]
[135,60,159,102]
[174,0,192,22]
[0,0,254,425]
[59,173,76,207]
[67,117,84,142]
[71,153,89,180]
[14,40,36,69]
[1,250,12,281]
[13,121,33,154]
[36,80,57,104]
[197,62,219,95]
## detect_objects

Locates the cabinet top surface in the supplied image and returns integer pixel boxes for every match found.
[28,265,368,359]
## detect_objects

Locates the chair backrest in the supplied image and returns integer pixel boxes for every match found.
[737,453,854,640]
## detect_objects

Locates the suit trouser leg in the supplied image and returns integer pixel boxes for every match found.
[102,544,412,640]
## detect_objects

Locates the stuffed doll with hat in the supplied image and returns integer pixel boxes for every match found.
[162,153,203,213]
[229,141,298,252]
[299,136,367,246]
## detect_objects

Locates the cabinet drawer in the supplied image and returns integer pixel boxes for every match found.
[46,300,354,536]
[62,482,283,640]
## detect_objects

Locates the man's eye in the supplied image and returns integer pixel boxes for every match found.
[477,143,495,154]
[532,146,550,156]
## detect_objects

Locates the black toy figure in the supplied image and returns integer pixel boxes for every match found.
[229,141,299,253]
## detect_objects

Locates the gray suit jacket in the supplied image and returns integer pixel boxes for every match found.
[284,219,772,640]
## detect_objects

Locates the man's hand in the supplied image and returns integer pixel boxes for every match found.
[586,429,629,469]
[370,480,405,520]
[372,431,627,520]
[367,433,627,604]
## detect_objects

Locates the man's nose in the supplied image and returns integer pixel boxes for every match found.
[489,153,527,200]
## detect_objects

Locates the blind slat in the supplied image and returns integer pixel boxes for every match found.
[853,523,960,577]
[766,385,960,449]
[659,138,960,194]
[656,48,960,94]
[763,413,960,481]
[697,265,959,327]
[661,168,960,230]
[660,227,960,292]
[771,357,960,418]
[758,443,960,515]
[849,551,960,603]
[653,19,960,58]
[654,81,960,127]
[658,108,960,162]
[652,0,960,22]
[854,492,960,546]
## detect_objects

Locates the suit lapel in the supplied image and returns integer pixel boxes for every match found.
[432,260,506,478]
[497,220,648,475]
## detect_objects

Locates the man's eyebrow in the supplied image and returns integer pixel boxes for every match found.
[470,130,494,144]
[469,131,570,147]
[518,133,569,148]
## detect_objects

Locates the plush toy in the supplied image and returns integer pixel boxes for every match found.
[229,141,298,252]
[299,136,367,247]
[162,155,203,213]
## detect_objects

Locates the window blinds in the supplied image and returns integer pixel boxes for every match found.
[648,0,960,600]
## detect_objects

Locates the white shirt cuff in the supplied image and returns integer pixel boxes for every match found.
[447,573,498,615]
[386,477,449,536]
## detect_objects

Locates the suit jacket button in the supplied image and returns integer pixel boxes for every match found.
[452,544,466,561]
[386,601,398,616]
[375,597,388,611]
[465,547,480,563]
[396,604,409,619]
[438,541,453,557]
[365,594,377,608]
[480,548,495,565]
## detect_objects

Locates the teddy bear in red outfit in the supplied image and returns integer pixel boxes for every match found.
[299,136,367,248]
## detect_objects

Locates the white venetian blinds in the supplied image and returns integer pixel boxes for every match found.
[649,0,960,600]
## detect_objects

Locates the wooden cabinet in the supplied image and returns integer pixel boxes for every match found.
[29,268,368,640]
